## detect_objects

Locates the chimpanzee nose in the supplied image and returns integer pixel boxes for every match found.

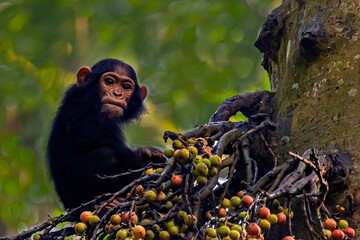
[113,88,122,97]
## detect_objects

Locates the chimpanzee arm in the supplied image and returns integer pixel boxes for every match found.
[84,146,165,179]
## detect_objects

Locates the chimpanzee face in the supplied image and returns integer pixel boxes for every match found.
[99,66,135,118]
[76,60,147,120]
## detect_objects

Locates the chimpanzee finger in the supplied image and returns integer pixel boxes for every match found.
[152,152,167,162]
[115,197,125,202]
[141,148,153,157]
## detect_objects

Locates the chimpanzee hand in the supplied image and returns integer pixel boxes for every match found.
[139,147,167,163]
[101,197,125,210]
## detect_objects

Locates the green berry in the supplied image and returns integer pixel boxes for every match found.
[230,196,241,208]
[339,219,348,229]
[145,230,155,240]
[229,230,240,240]
[258,219,271,232]
[164,148,174,158]
[206,228,217,237]
[172,140,182,149]
[219,226,231,237]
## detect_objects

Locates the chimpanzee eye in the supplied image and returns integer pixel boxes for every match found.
[104,78,114,84]
[123,83,132,90]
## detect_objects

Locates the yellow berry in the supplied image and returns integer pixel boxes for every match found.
[209,155,222,167]
[89,215,100,226]
[206,228,217,237]
[145,190,157,202]
[110,214,121,225]
[75,222,87,235]
[159,230,170,240]
[219,226,230,237]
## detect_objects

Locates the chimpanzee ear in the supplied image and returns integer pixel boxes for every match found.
[76,66,92,86]
[139,85,147,101]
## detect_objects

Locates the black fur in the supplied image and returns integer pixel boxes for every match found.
[47,59,150,209]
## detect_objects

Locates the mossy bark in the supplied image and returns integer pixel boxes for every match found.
[256,0,360,238]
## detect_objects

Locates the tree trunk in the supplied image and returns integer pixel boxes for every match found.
[255,0,360,237]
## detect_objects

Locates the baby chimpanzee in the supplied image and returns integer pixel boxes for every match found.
[47,58,166,209]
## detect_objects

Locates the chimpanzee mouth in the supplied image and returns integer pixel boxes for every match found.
[103,100,126,109]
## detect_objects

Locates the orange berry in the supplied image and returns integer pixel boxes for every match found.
[324,218,337,232]
[171,175,182,187]
[205,211,212,220]
[110,214,121,225]
[122,212,138,224]
[133,225,146,239]
[80,211,93,224]
[241,195,253,208]
[135,185,144,196]
[218,208,227,217]
[258,207,270,219]
[277,212,287,224]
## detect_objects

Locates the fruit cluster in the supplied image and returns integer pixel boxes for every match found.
[75,211,101,234]
[67,137,210,240]
[204,195,292,240]
[72,209,198,240]
[166,138,222,187]
[324,218,355,239]
[30,137,357,240]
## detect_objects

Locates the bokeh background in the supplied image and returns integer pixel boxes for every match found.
[0,0,279,235]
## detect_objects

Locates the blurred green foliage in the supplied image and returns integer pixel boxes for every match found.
[0,0,278,235]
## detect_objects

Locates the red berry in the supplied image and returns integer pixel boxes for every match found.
[342,227,355,238]
[277,212,287,224]
[247,223,260,237]
[241,195,253,208]
[171,175,182,187]
[332,229,345,240]
[258,206,270,219]
[282,237,295,240]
